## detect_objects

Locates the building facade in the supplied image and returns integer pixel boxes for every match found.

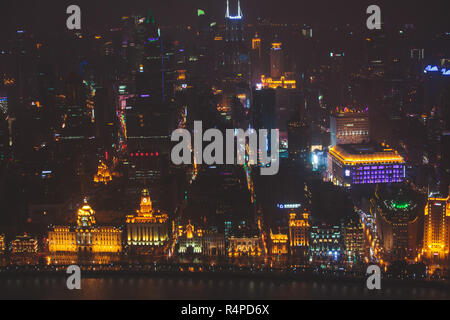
[126,189,169,251]
[0,234,4,253]
[228,235,262,257]
[269,230,288,255]
[93,161,112,184]
[422,194,450,265]
[330,108,370,146]
[270,38,284,79]
[223,0,249,80]
[310,224,342,262]
[371,185,422,261]
[48,199,122,253]
[327,143,405,187]
[178,222,203,255]
[202,232,226,256]
[289,210,310,255]
[342,218,365,263]
[12,234,38,254]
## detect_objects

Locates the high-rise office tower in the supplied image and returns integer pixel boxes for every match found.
[371,185,422,262]
[252,88,276,131]
[342,215,365,263]
[422,194,450,265]
[123,12,174,191]
[223,0,249,81]
[270,36,283,79]
[441,131,450,195]
[288,117,310,165]
[250,33,263,86]
[94,86,117,154]
[330,107,370,146]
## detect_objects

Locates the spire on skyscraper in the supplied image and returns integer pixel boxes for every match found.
[238,0,243,18]
[225,0,230,18]
[225,0,243,19]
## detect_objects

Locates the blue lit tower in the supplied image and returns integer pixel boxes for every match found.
[225,0,244,42]
[223,0,249,81]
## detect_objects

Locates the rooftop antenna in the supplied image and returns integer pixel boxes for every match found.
[238,0,243,18]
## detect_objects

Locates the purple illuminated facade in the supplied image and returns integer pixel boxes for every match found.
[350,164,405,184]
[328,144,406,187]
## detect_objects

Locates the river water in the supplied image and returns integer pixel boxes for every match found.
[0,274,449,300]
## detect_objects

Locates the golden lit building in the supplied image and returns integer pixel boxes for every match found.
[0,234,4,253]
[93,161,112,184]
[269,230,288,255]
[48,199,122,253]
[261,75,296,90]
[258,38,297,90]
[270,38,283,78]
[422,194,450,264]
[228,235,262,257]
[178,222,203,254]
[126,189,169,249]
[11,234,38,254]
[289,210,310,250]
[327,143,405,187]
[252,33,261,57]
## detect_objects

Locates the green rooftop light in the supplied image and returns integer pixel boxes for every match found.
[392,202,410,210]
[197,9,205,16]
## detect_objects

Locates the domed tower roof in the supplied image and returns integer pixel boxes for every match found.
[77,198,96,227]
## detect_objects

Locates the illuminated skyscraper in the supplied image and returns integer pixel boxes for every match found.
[288,117,310,164]
[252,88,276,132]
[342,216,365,263]
[330,107,370,146]
[270,36,283,79]
[422,194,450,264]
[250,33,263,86]
[370,185,422,262]
[260,36,296,90]
[251,33,261,58]
[0,109,8,162]
[121,12,175,194]
[223,0,249,80]
[0,234,5,253]
[225,0,244,42]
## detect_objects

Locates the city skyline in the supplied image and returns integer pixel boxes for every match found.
[0,0,449,302]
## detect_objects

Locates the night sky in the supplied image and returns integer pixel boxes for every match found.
[0,0,449,36]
